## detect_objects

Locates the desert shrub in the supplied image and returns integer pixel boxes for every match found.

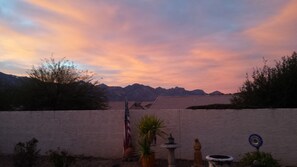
[232,52,297,108]
[47,148,76,167]
[240,151,280,167]
[13,138,40,167]
[26,58,108,110]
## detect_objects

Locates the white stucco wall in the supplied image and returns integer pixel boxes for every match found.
[0,109,297,166]
[0,110,124,158]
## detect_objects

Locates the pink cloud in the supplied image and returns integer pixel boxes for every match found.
[0,1,296,93]
[245,1,297,58]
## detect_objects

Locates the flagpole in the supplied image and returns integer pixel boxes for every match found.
[123,98,133,160]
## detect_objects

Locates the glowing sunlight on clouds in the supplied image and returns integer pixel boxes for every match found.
[0,0,296,93]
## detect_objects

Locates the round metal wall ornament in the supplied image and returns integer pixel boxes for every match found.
[249,134,263,151]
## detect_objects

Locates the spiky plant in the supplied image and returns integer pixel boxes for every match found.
[138,115,166,145]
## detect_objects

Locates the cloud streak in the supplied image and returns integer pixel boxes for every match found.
[0,0,296,93]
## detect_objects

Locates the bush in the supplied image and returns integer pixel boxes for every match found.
[26,58,108,110]
[13,138,40,167]
[47,148,76,167]
[232,52,297,108]
[240,151,280,167]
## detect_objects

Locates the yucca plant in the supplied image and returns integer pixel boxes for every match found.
[138,115,166,144]
[137,115,166,167]
[138,137,152,157]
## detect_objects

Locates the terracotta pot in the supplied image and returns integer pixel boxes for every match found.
[141,152,155,167]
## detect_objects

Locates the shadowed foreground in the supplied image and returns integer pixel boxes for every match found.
[0,155,214,167]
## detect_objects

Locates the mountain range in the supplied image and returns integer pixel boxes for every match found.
[0,72,29,88]
[99,83,224,101]
[0,72,224,101]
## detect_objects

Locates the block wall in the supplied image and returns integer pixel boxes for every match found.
[0,109,297,166]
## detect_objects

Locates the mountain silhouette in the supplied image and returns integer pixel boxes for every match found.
[0,72,224,102]
[100,83,212,101]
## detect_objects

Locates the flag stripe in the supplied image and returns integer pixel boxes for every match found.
[124,99,132,151]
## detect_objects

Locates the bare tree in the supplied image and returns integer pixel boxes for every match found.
[26,58,107,110]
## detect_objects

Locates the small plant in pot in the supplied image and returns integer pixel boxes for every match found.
[139,137,155,167]
[137,115,166,167]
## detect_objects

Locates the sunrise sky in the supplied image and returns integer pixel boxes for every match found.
[0,0,297,93]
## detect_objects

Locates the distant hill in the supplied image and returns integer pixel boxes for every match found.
[0,72,224,102]
[209,90,224,95]
[99,83,224,101]
[0,72,29,88]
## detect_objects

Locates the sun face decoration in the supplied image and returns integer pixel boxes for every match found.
[249,134,263,151]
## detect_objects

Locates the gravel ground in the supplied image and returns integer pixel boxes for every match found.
[0,155,199,167]
[0,155,246,167]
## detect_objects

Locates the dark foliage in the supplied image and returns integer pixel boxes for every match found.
[25,58,107,110]
[187,104,242,109]
[13,138,40,167]
[240,151,280,167]
[232,52,297,108]
[0,85,17,110]
[47,148,76,167]
[0,73,29,111]
[21,79,107,110]
[0,58,108,110]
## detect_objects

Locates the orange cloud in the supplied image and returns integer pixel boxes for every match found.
[245,0,297,56]
[1,1,296,93]
[0,25,42,71]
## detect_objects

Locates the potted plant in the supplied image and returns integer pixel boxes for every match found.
[139,137,155,167]
[137,115,166,167]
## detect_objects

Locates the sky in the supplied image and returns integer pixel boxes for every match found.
[0,0,297,93]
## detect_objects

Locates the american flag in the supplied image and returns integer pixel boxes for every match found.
[123,99,132,151]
